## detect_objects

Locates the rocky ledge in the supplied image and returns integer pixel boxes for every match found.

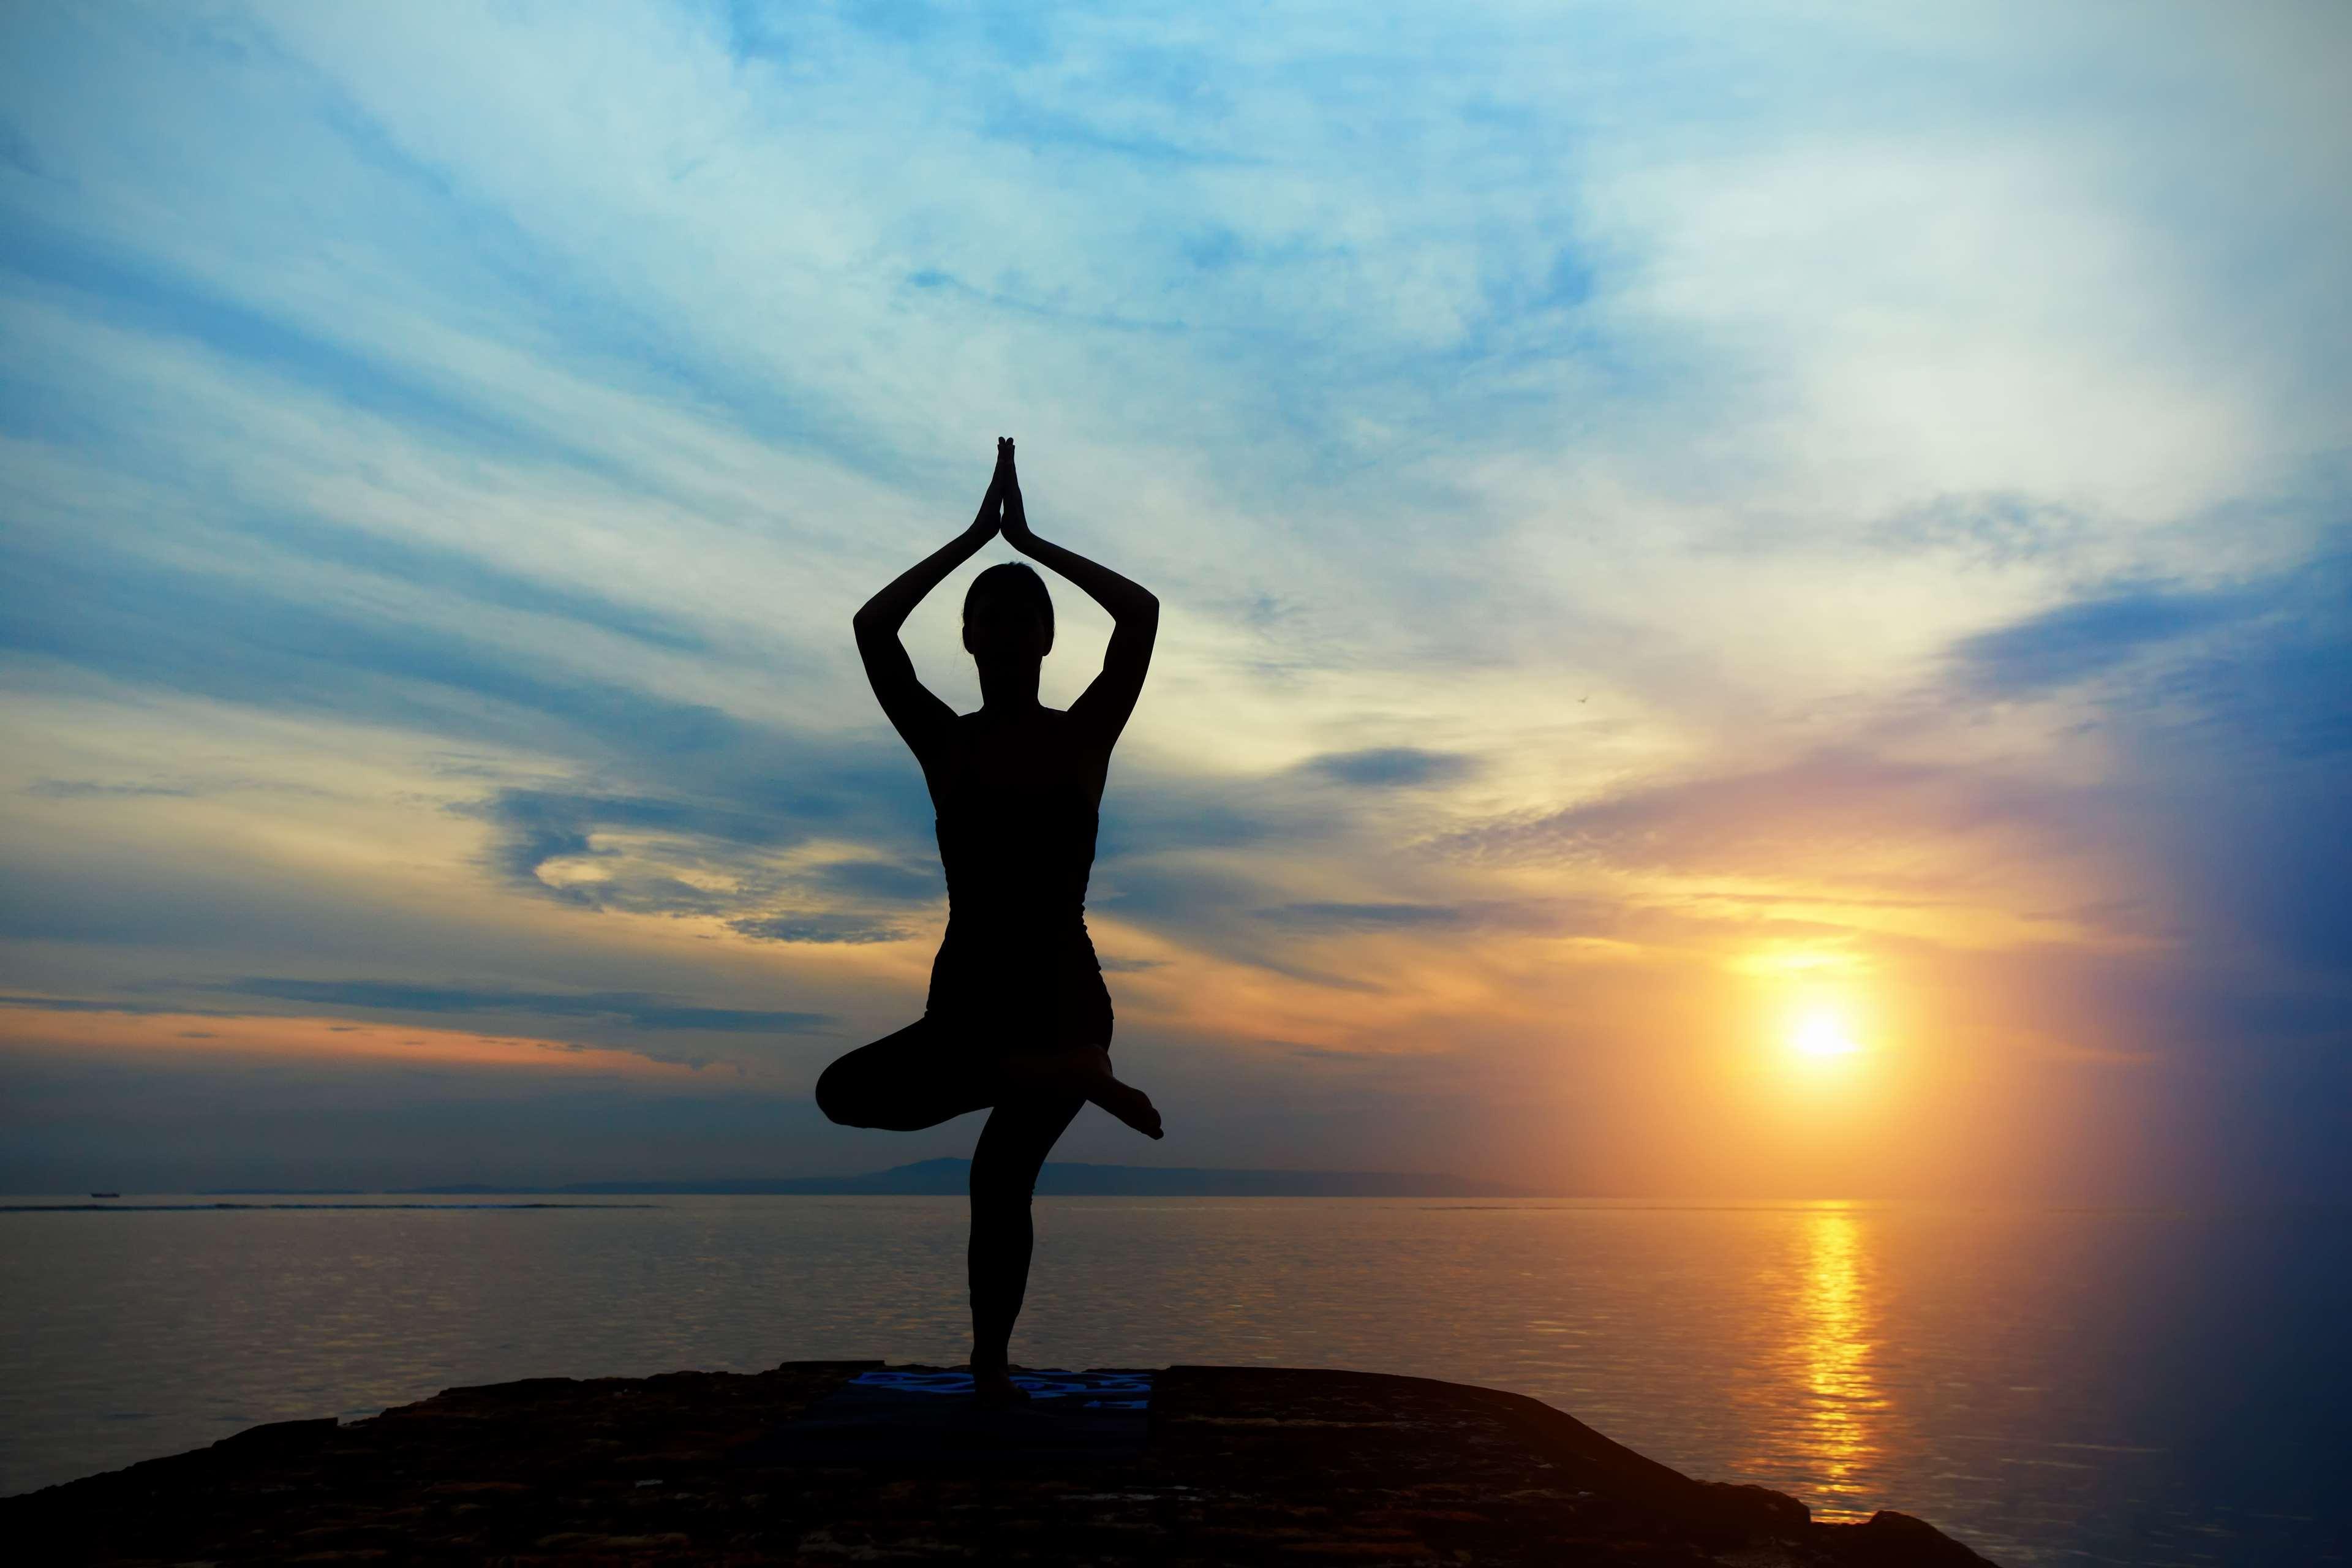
[2,1361,1999,1565]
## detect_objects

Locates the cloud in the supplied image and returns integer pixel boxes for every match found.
[1952,582,2249,696]
[1,524,767,769]
[1870,491,2095,567]
[218,979,833,1034]
[1945,552,2352,758]
[726,913,912,946]
[1246,900,1574,935]
[1256,901,1468,931]
[807,858,941,903]
[977,102,1256,171]
[0,993,223,1016]
[1304,747,1479,789]
[460,786,819,914]
[26,779,202,799]
[2144,554,2352,760]
[1436,750,2066,880]
[238,512,711,655]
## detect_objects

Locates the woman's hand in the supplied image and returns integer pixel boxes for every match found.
[998,437,1034,547]
[963,448,1006,543]
[855,443,1008,640]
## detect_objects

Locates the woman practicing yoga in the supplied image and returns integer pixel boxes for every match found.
[815,437,1164,1405]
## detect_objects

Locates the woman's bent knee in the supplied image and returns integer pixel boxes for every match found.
[815,1060,867,1127]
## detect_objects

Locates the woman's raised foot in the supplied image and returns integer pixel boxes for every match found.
[1088,1067,1163,1140]
[1003,1047,1163,1139]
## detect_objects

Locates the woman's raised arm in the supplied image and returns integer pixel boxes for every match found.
[998,443,1159,747]
[852,458,1003,760]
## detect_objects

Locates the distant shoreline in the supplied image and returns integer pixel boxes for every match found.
[14,1158,1535,1200]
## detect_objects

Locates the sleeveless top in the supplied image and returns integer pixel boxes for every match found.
[922,713,1112,1033]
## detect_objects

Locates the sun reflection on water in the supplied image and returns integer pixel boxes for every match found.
[1789,1207,1888,1521]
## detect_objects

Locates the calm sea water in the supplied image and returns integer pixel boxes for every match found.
[2,1197,2344,1565]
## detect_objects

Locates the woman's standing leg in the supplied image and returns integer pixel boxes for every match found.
[966,1088,1085,1399]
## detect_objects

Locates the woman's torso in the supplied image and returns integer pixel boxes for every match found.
[922,707,1112,1020]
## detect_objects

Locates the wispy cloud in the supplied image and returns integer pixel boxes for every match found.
[726,913,913,946]
[1953,584,2250,696]
[219,978,832,1035]
[1304,748,1480,790]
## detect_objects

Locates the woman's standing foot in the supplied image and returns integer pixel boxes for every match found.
[972,1362,1032,1406]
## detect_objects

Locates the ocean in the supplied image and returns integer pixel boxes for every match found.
[2,1196,2343,1565]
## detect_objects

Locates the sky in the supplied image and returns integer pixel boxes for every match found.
[1,1,2345,1197]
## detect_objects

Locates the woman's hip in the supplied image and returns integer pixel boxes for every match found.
[924,957,1114,1049]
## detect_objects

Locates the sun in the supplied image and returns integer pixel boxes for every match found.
[1789,1007,1863,1063]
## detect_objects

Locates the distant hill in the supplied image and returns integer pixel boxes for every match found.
[394,1159,1534,1198]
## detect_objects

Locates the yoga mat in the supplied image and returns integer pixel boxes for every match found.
[731,1368,1155,1467]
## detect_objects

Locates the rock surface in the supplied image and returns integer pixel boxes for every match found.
[2,1360,2000,1565]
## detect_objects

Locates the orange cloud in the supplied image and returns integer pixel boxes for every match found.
[0,1006,706,1080]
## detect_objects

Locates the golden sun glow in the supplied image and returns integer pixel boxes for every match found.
[1789,1007,1863,1063]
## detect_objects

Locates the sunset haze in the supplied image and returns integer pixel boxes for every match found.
[2,0,2346,1202]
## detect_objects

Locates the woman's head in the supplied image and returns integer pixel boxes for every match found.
[962,561,1054,661]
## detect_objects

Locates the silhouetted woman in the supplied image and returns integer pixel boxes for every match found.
[816,437,1163,1405]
